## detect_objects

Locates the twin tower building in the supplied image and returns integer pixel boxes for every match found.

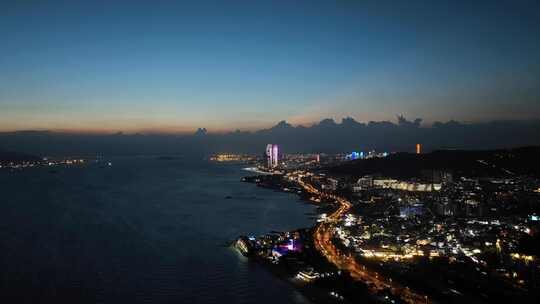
[265,144,279,168]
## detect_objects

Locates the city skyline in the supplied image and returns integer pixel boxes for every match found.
[2,0,540,133]
[2,2,540,304]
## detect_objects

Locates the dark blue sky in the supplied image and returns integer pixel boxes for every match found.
[1,0,539,133]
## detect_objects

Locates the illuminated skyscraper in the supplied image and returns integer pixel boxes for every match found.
[416,143,421,154]
[266,144,273,167]
[272,144,279,167]
[266,144,279,168]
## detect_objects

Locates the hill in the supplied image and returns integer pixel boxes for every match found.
[326,146,540,179]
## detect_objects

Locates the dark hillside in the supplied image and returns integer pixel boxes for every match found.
[327,146,540,179]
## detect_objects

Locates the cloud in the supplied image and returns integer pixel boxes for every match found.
[1,116,539,156]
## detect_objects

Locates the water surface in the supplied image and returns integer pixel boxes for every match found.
[0,156,315,303]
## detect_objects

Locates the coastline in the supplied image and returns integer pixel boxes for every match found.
[241,167,273,175]
[234,172,375,304]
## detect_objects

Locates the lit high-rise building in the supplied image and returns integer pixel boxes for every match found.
[416,143,421,154]
[272,144,279,167]
[266,144,273,167]
[266,144,279,168]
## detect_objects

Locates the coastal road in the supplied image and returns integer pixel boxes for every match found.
[297,178,430,304]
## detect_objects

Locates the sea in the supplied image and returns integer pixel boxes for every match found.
[0,156,316,303]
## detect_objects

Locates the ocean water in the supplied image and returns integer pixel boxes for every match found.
[0,156,315,303]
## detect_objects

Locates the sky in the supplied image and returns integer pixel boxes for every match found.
[1,0,539,133]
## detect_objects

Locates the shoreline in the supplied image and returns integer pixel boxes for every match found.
[233,230,349,304]
[234,173,376,304]
[241,166,273,175]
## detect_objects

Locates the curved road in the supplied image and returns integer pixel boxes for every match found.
[298,178,430,303]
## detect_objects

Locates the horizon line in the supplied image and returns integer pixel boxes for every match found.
[1,117,540,136]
